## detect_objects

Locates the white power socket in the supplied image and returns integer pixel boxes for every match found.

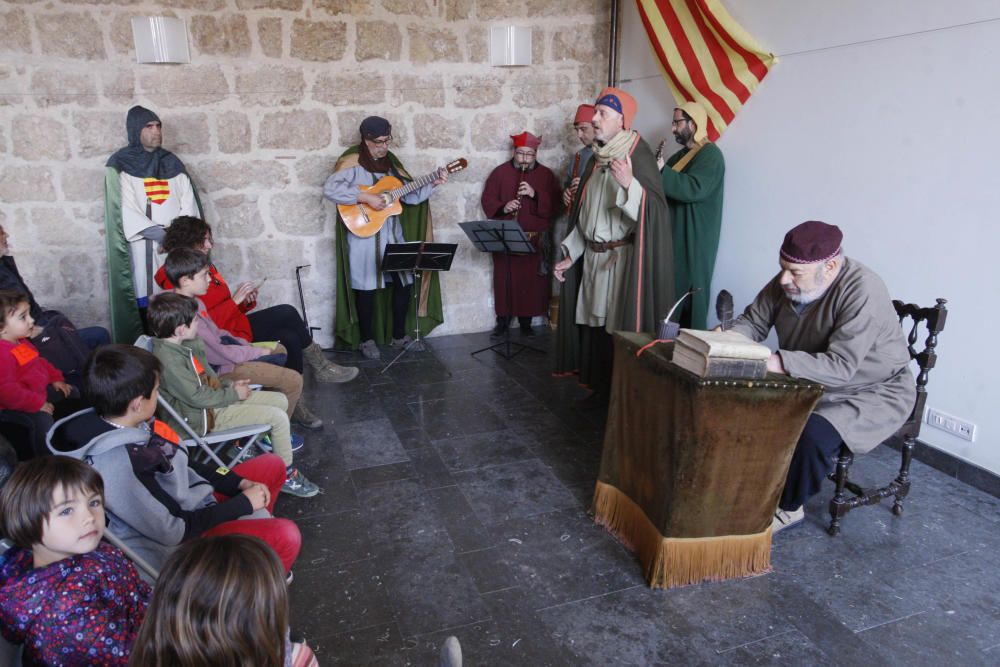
[925,407,977,442]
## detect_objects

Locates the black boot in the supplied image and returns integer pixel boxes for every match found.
[518,316,535,337]
[491,316,509,338]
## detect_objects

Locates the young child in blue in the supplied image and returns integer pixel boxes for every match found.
[0,456,149,666]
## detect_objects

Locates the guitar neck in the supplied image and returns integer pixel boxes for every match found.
[391,171,437,199]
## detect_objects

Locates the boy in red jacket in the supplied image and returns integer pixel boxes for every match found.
[0,290,80,457]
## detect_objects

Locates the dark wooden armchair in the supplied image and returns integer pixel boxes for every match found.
[827,298,948,536]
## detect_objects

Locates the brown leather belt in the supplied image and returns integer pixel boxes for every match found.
[587,235,634,253]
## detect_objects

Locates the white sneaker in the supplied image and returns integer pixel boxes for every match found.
[771,506,804,533]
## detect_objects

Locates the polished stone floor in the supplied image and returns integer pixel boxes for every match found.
[276,330,1000,666]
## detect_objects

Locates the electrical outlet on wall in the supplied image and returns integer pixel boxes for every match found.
[925,407,977,442]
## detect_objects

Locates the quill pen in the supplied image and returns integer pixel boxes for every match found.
[716,289,733,331]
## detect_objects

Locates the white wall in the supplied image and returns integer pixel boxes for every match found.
[619,1,1000,475]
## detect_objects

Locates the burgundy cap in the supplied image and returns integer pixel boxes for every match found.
[780,221,843,264]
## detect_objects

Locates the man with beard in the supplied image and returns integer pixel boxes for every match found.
[553,88,673,398]
[324,116,447,360]
[105,106,200,342]
[657,101,725,330]
[480,132,562,338]
[728,221,915,532]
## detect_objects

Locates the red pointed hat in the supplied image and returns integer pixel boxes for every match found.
[510,132,541,149]
[780,221,843,264]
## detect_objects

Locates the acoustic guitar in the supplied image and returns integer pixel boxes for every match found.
[339,158,468,238]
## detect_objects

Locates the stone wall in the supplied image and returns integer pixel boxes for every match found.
[0,0,611,344]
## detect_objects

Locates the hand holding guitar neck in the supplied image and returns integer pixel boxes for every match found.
[340,157,467,238]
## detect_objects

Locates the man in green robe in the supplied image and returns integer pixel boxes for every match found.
[659,101,725,330]
[323,117,445,356]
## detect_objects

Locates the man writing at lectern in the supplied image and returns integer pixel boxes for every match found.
[728,221,915,532]
[553,88,673,398]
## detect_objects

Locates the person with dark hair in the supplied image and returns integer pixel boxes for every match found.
[0,456,150,665]
[165,248,320,431]
[47,344,304,574]
[105,106,201,342]
[0,290,84,458]
[323,116,448,360]
[154,216,357,391]
[146,293,319,499]
[657,101,726,330]
[0,225,109,388]
[129,535,317,667]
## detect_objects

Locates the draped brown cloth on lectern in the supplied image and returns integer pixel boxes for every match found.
[592,332,823,589]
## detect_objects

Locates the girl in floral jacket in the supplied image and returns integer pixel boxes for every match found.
[0,456,149,666]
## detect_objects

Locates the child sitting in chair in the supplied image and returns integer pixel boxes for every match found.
[0,456,149,665]
[164,248,321,432]
[145,292,319,498]
[0,290,81,458]
[47,344,303,575]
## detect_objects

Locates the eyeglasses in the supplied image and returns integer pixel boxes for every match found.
[671,118,690,126]
[368,136,393,147]
[514,151,536,158]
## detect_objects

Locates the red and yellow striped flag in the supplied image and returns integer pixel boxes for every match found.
[637,0,777,140]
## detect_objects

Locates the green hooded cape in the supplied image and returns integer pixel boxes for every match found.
[333,146,444,349]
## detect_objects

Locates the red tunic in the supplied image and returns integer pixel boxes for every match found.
[480,161,562,317]
[154,264,256,341]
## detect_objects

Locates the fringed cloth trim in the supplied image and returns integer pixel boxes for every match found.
[592,480,773,589]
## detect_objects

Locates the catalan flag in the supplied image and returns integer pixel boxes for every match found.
[143,177,170,204]
[636,0,777,140]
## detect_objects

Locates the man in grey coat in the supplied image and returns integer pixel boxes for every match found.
[729,221,915,532]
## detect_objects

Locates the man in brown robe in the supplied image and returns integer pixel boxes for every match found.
[729,221,915,532]
[481,131,562,337]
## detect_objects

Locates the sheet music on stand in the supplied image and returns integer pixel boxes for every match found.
[459,219,544,361]
[378,241,457,373]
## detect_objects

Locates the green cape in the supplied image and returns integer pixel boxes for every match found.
[333,146,444,349]
[103,167,204,343]
[662,142,725,330]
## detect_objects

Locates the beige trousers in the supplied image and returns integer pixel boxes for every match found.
[212,390,292,467]
[221,361,302,418]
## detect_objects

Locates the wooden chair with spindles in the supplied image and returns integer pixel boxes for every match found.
[827,298,948,536]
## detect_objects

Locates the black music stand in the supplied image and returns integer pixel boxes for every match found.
[459,219,545,360]
[380,241,457,373]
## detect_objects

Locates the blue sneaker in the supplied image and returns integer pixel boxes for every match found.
[257,434,305,453]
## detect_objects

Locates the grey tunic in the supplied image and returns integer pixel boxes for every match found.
[729,257,914,453]
[323,164,435,291]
